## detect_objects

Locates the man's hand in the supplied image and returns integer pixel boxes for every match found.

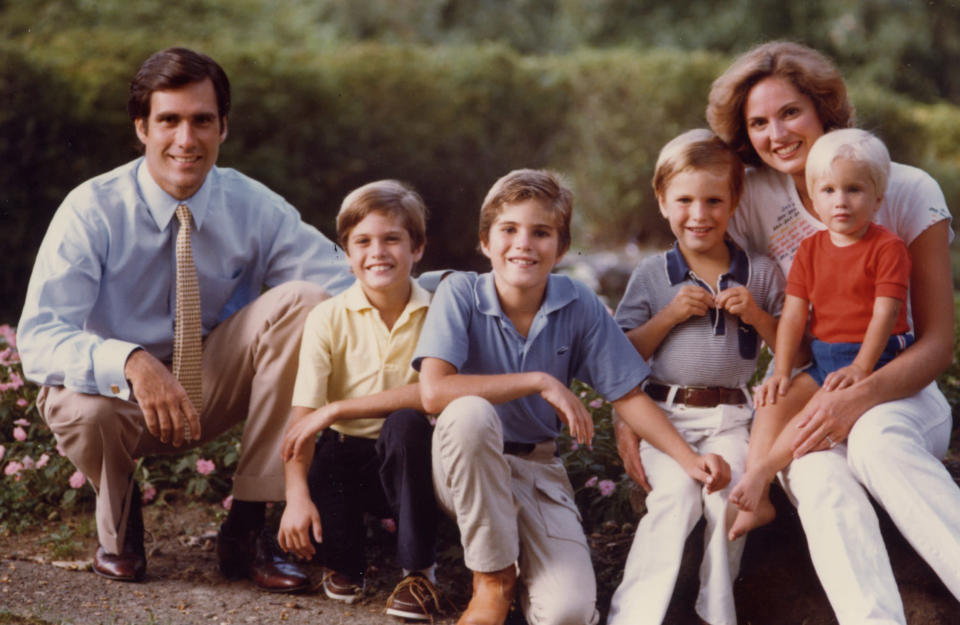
[277,496,322,560]
[613,413,650,492]
[124,349,200,446]
[539,375,594,445]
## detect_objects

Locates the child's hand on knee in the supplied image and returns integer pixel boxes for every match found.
[755,373,791,408]
[822,364,867,391]
[689,453,731,493]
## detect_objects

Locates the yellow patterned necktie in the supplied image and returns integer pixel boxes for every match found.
[173,204,203,422]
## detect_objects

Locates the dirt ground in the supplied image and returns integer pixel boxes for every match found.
[1,474,959,625]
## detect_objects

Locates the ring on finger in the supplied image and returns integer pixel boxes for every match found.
[825,434,837,449]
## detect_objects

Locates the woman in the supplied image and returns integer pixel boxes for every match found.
[616,41,959,625]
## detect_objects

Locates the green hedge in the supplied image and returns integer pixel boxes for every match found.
[5,42,960,321]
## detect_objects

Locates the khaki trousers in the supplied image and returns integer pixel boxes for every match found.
[38,281,328,554]
[431,395,598,625]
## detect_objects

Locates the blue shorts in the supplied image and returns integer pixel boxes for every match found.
[807,334,914,386]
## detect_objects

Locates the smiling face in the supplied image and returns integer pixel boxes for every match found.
[810,158,883,246]
[134,78,227,200]
[345,209,423,300]
[744,76,825,182]
[659,166,735,263]
[481,199,565,301]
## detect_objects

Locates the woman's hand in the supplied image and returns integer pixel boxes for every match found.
[791,385,869,456]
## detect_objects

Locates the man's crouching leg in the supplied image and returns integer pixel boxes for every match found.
[204,280,330,592]
[431,396,519,625]
[38,387,147,582]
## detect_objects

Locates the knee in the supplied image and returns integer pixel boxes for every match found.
[529,592,596,625]
[786,452,852,510]
[269,280,329,315]
[434,396,500,452]
[378,410,431,452]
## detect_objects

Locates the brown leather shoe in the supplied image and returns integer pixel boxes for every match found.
[458,565,517,625]
[92,545,146,582]
[92,483,145,582]
[217,526,309,593]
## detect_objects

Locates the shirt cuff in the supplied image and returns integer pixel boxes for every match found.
[93,339,142,400]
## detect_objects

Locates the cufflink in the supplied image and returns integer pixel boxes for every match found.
[111,384,120,394]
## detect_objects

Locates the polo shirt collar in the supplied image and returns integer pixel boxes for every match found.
[137,157,214,232]
[343,278,431,314]
[475,272,578,318]
[665,239,749,286]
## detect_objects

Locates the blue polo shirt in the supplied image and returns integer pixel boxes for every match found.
[412,271,650,443]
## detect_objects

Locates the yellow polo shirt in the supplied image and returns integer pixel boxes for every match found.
[291,279,431,439]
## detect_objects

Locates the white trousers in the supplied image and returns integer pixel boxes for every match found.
[607,401,751,625]
[431,396,598,625]
[779,381,959,625]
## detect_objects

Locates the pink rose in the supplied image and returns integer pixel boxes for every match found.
[13,427,27,441]
[14,418,29,426]
[196,458,215,475]
[569,441,579,451]
[584,476,598,488]
[380,518,397,534]
[142,483,157,503]
[0,324,15,347]
[222,495,233,510]
[36,453,50,469]
[5,372,23,391]
[598,479,616,497]
[15,398,28,408]
[21,455,35,470]
[588,398,604,410]
[68,470,86,489]
[5,461,24,476]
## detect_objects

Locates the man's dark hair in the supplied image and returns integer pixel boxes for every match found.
[128,47,231,123]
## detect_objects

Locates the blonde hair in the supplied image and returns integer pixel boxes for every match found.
[653,128,745,206]
[805,128,890,197]
[707,41,854,167]
[337,180,427,252]
[479,169,573,254]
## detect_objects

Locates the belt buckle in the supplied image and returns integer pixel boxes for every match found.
[679,386,707,406]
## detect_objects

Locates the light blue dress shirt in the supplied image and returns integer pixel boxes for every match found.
[18,158,353,400]
[412,271,650,443]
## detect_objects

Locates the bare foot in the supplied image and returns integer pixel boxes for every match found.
[727,497,776,541]
[729,468,768,512]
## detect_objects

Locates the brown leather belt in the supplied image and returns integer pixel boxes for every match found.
[645,382,747,407]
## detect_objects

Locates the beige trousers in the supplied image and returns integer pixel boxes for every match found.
[38,281,328,554]
[431,395,598,625]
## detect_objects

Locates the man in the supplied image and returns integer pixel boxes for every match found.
[17,47,352,591]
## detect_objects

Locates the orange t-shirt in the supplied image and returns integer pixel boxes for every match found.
[786,223,911,343]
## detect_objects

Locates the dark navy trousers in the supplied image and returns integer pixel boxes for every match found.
[307,409,437,583]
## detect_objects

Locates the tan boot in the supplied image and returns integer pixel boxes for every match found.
[457,565,517,625]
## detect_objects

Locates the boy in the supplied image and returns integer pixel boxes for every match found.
[413,168,730,625]
[728,128,912,538]
[278,180,442,620]
[606,129,784,625]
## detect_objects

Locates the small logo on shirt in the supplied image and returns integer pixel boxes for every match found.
[557,345,569,355]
